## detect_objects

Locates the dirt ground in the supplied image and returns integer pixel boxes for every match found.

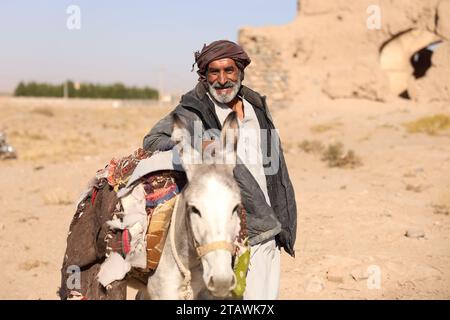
[0,96,449,300]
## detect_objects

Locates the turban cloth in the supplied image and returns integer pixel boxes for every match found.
[193,40,251,84]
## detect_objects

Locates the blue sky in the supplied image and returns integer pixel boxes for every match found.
[0,0,296,94]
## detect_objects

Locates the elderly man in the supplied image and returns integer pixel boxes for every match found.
[143,40,297,299]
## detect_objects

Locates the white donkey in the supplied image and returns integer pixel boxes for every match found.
[139,112,242,299]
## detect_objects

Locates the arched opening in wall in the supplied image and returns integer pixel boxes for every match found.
[379,29,441,100]
[411,41,442,79]
[400,41,443,99]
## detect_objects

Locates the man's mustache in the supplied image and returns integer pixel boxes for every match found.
[211,81,236,89]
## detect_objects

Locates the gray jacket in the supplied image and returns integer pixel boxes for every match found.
[143,83,297,256]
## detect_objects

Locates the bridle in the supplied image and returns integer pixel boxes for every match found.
[185,203,237,259]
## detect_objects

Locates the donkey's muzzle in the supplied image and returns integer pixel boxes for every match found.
[206,273,237,297]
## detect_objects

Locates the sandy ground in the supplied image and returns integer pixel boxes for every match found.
[0,96,449,300]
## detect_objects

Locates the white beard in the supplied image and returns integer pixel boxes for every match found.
[208,77,241,104]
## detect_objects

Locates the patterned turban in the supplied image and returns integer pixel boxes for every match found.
[193,40,251,84]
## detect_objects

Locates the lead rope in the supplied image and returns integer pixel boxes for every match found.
[169,195,194,300]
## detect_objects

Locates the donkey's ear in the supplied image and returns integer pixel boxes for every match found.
[171,113,200,180]
[220,111,239,166]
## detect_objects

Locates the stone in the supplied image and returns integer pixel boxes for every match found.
[326,267,345,283]
[405,228,425,239]
[433,204,450,215]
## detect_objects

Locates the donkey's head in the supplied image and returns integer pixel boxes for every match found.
[172,112,241,298]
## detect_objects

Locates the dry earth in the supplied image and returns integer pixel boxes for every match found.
[0,96,449,299]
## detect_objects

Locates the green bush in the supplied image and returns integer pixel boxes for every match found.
[14,81,158,100]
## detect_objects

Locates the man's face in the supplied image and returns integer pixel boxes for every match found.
[207,58,241,104]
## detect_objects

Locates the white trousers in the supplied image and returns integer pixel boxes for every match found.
[243,238,281,300]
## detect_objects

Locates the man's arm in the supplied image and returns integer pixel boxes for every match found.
[261,96,297,256]
[234,164,282,246]
[143,112,177,152]
[143,106,204,153]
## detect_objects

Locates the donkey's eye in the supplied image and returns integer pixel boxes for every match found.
[232,205,240,215]
[190,206,201,216]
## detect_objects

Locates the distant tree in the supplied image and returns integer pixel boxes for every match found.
[14,82,26,96]
[13,81,158,100]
